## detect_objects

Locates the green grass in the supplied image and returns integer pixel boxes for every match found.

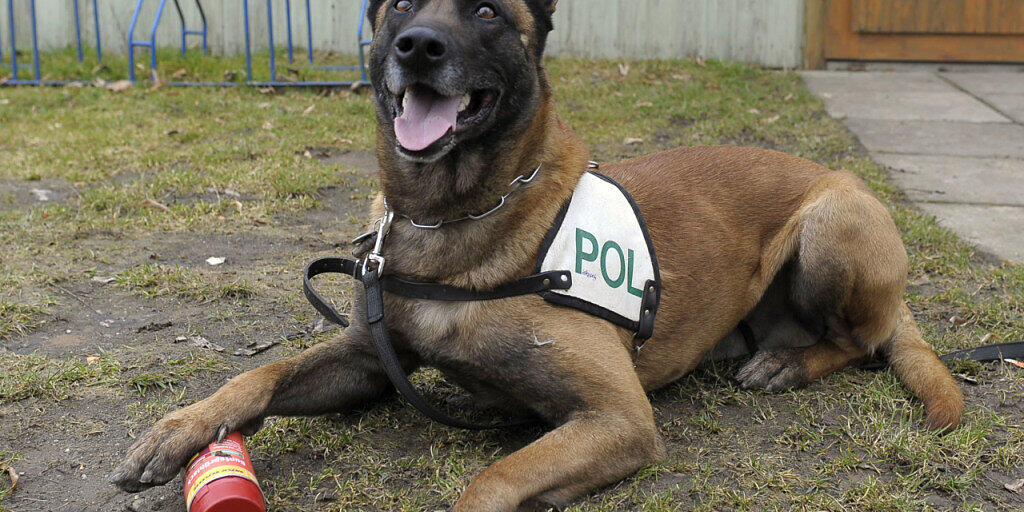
[116,263,256,302]
[1,51,1022,511]
[0,352,121,402]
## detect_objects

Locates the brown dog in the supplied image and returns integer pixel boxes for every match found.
[111,1,964,510]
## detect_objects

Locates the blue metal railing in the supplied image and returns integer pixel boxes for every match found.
[4,1,370,88]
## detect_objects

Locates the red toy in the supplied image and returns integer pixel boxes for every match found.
[184,432,265,512]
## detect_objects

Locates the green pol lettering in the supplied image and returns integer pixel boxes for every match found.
[575,228,598,273]
[627,249,643,297]
[601,241,626,288]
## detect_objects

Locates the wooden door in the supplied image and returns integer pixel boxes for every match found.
[805,0,1024,67]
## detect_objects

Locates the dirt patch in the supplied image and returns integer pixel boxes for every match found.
[0,179,75,211]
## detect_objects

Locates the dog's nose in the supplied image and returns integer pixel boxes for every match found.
[394,26,449,68]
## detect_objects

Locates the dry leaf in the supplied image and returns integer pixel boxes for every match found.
[617,63,630,77]
[2,465,16,492]
[763,115,780,124]
[336,138,354,145]
[262,121,274,131]
[149,68,164,89]
[981,333,1000,344]
[172,68,188,79]
[105,80,132,92]
[783,93,794,102]
[1005,478,1024,493]
[747,108,761,115]
[624,137,644,145]
[671,73,691,82]
[206,257,225,266]
[949,315,967,326]
[140,198,170,212]
[302,104,316,116]
[224,70,238,81]
[258,86,276,95]
[257,102,271,109]
[86,355,100,365]
[634,101,654,109]
[695,56,706,66]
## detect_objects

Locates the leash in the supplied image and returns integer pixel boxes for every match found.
[860,340,1024,371]
[304,257,571,430]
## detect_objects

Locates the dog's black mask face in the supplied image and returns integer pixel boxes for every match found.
[367,0,555,163]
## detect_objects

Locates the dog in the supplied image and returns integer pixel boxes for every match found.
[111,1,964,510]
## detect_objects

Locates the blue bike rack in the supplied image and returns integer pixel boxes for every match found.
[128,0,369,87]
[3,0,102,86]
[4,0,369,88]
[241,0,370,87]
[73,0,102,63]
[3,0,41,85]
[128,0,207,83]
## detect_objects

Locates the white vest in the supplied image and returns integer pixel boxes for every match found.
[538,172,661,338]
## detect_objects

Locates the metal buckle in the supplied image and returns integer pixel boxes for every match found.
[632,339,647,367]
[362,209,394,275]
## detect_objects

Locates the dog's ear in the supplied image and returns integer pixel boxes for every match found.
[367,0,388,32]
[546,0,558,14]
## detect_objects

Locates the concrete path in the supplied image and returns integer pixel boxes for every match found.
[799,70,1024,264]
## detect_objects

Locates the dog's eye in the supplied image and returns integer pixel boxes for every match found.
[475,4,497,19]
[394,0,412,12]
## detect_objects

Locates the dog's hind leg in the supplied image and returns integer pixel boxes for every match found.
[110,327,403,492]
[735,171,962,431]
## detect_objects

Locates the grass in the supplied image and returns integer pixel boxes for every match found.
[116,263,256,302]
[1,50,1022,511]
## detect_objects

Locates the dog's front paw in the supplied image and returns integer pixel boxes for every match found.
[736,349,808,392]
[109,408,223,493]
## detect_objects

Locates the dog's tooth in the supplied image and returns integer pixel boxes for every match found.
[459,94,471,113]
[402,93,410,111]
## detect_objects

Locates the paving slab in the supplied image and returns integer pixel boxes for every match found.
[844,119,1024,159]
[873,154,1024,206]
[800,71,954,94]
[917,203,1024,263]
[940,72,1024,95]
[813,91,1008,122]
[983,93,1024,124]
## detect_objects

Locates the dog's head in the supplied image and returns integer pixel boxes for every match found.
[366,0,557,164]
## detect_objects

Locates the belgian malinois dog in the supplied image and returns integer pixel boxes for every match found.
[112,0,964,509]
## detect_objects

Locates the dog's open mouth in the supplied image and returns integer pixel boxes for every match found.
[393,84,498,155]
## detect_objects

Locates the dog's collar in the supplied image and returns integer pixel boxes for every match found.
[386,163,543,230]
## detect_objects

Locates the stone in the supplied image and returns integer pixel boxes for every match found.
[917,203,1024,263]
[844,120,1024,159]
[872,154,1024,206]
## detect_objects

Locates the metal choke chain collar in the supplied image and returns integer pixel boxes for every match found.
[356,164,543,274]
[389,163,543,229]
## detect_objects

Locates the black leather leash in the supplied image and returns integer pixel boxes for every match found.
[304,256,571,430]
[859,340,1024,371]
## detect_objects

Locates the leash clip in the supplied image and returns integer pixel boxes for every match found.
[363,207,394,275]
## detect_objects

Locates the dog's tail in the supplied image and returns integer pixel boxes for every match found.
[886,303,963,433]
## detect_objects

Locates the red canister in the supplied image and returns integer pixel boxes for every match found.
[183,432,265,512]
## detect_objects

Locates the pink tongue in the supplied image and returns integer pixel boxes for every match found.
[395,88,462,152]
